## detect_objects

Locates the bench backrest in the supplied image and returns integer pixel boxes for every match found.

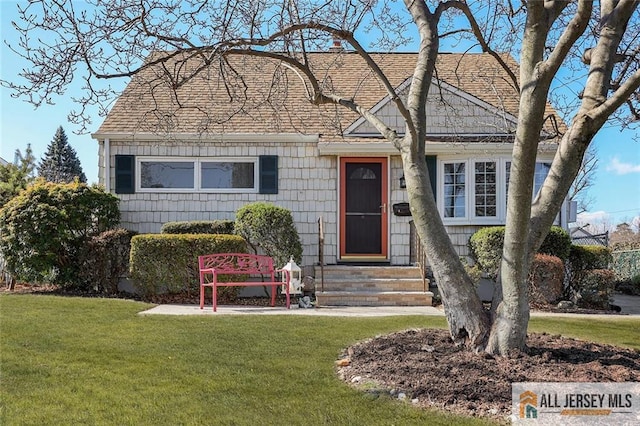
[198,253,275,274]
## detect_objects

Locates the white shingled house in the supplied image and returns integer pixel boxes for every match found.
[92,51,570,306]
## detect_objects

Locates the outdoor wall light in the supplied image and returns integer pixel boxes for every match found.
[399,174,406,188]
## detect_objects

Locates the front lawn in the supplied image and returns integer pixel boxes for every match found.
[1,294,638,425]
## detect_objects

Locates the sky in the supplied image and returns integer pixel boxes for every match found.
[1,2,639,229]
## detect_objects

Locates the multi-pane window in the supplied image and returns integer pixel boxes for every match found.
[443,162,466,218]
[138,157,258,192]
[533,162,551,196]
[505,161,551,202]
[474,161,497,217]
[440,159,553,223]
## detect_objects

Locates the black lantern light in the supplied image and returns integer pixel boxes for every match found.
[399,174,406,188]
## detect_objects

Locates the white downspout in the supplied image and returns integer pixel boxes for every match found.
[104,138,111,192]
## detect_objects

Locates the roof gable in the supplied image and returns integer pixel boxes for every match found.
[344,77,519,137]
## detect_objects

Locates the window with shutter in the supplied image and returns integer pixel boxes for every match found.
[115,155,135,194]
[259,155,278,194]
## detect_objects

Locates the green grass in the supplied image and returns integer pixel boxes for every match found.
[1,295,638,425]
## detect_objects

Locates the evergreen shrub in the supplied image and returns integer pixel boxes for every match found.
[572,269,616,310]
[129,233,247,298]
[77,228,137,294]
[161,220,235,235]
[468,226,571,276]
[234,202,302,268]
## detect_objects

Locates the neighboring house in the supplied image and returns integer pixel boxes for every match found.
[92,51,571,271]
[0,157,8,166]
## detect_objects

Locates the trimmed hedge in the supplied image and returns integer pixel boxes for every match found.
[77,228,137,294]
[161,220,235,235]
[130,234,247,298]
[568,245,612,272]
[468,225,571,276]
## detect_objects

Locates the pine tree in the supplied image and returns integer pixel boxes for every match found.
[37,126,87,183]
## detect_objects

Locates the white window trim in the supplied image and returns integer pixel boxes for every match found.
[440,159,469,223]
[471,159,501,223]
[438,156,552,226]
[136,156,259,193]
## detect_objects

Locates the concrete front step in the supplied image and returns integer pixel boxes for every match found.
[318,278,427,292]
[318,265,424,279]
[316,291,433,307]
[313,265,431,307]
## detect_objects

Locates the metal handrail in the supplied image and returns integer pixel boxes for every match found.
[411,222,428,292]
[318,216,324,292]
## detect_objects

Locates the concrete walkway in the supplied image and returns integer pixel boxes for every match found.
[140,304,444,317]
[140,293,640,317]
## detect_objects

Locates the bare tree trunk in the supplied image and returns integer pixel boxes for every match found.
[486,4,553,355]
[402,0,489,350]
[402,150,489,350]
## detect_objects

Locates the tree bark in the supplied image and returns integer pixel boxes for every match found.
[402,0,489,350]
[486,3,553,355]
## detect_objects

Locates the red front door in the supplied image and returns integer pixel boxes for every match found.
[339,158,388,260]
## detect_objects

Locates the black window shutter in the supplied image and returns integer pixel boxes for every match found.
[426,155,437,201]
[115,155,135,194]
[259,155,278,194]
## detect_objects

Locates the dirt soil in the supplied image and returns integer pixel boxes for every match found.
[338,328,640,423]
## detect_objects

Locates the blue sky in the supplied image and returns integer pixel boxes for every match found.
[1,2,639,228]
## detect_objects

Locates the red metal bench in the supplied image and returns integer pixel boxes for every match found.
[199,253,291,312]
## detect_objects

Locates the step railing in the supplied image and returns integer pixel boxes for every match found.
[410,221,429,292]
[318,216,324,292]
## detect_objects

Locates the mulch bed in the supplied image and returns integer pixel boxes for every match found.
[338,328,640,423]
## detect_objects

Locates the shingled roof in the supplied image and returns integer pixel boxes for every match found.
[95,51,562,140]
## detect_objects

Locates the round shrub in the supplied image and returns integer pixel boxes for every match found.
[161,220,235,235]
[0,179,119,287]
[528,254,564,306]
[235,202,302,268]
[468,226,504,276]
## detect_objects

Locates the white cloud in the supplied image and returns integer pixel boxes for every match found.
[577,211,610,224]
[575,211,615,232]
[606,157,640,175]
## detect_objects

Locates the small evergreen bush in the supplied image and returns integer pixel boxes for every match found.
[467,227,504,276]
[235,202,302,268]
[77,228,137,294]
[130,233,247,298]
[538,227,571,261]
[468,226,570,277]
[612,249,640,290]
[161,220,235,235]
